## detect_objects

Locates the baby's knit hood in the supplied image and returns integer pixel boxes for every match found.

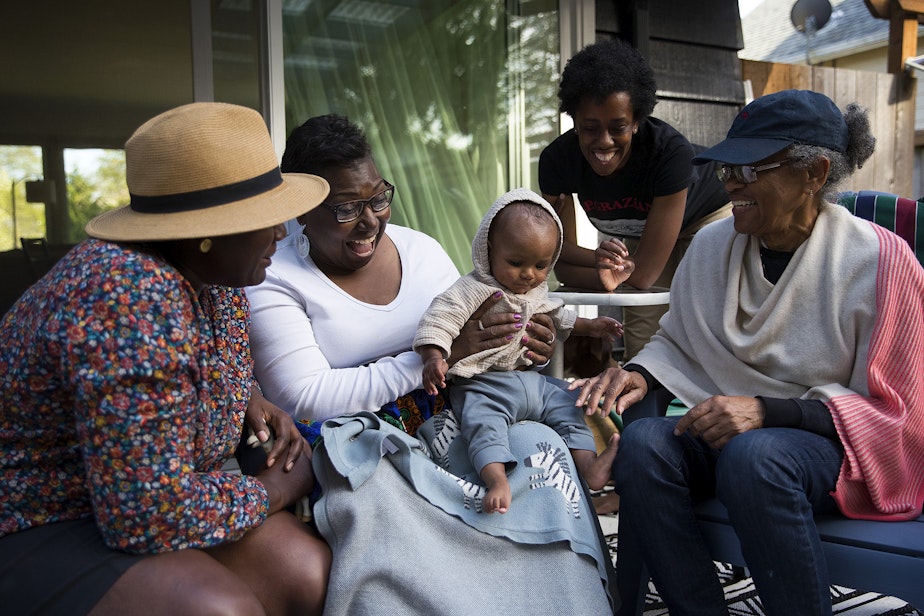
[471,188,563,286]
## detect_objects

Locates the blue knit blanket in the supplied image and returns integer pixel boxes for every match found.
[312,410,615,615]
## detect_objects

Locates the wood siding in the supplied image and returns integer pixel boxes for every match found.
[595,0,747,150]
[743,59,916,197]
[591,1,916,198]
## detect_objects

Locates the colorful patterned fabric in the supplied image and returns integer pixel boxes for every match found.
[0,240,269,553]
[297,388,450,445]
[837,190,923,265]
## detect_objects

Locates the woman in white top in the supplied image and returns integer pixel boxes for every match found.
[248,114,557,426]
[246,114,616,614]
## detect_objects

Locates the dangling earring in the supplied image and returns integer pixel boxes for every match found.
[296,231,310,259]
[808,189,814,198]
[199,238,212,253]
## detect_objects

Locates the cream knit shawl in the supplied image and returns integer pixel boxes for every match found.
[635,205,924,520]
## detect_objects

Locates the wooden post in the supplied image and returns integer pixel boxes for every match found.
[864,0,923,74]
[887,2,919,74]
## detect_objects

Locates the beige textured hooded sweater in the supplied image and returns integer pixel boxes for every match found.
[413,188,577,378]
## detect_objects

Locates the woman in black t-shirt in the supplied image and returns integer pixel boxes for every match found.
[539,38,730,362]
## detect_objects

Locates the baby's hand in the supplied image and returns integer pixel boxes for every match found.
[422,357,448,395]
[592,316,624,339]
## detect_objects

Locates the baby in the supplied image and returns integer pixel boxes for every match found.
[414,188,633,513]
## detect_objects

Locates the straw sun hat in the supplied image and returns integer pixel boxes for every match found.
[85,102,329,242]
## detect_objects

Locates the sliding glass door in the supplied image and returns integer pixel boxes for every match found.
[281,0,559,270]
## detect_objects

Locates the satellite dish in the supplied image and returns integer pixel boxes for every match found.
[791,0,832,32]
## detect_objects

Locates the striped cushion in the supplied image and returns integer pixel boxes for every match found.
[837,190,923,265]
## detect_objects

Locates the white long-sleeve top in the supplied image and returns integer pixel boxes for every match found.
[246,224,460,421]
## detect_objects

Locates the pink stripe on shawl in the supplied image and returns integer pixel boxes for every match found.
[828,225,924,520]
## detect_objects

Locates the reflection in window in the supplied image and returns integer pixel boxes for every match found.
[282,0,558,270]
[212,0,263,109]
[65,149,128,244]
[0,145,44,252]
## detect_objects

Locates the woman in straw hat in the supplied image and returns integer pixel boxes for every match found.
[0,102,332,614]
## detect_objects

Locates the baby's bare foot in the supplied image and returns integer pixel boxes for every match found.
[484,483,511,514]
[584,432,620,491]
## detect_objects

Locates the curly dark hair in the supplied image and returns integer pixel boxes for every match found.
[558,38,658,121]
[281,114,371,175]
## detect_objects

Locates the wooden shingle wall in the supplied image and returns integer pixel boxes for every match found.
[590,1,914,197]
[595,0,747,149]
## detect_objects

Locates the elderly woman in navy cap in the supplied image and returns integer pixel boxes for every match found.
[574,89,924,615]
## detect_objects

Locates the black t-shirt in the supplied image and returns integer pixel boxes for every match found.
[538,117,728,236]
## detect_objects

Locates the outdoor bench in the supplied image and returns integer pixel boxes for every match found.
[694,499,924,610]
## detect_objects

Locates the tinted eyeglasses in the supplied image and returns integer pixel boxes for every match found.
[323,181,395,223]
[716,159,790,184]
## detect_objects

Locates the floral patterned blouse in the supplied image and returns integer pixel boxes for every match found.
[0,239,268,554]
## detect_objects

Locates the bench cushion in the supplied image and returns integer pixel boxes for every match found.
[695,499,924,558]
[694,498,924,609]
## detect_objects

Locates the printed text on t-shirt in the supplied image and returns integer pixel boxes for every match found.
[582,197,649,214]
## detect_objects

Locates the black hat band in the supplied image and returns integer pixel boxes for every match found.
[130,168,283,213]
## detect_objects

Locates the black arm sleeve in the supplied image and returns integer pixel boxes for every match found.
[757,396,839,441]
[623,364,660,392]
[623,366,839,442]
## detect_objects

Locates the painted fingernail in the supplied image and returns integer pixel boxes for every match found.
[506,334,514,340]
[493,291,503,298]
[524,321,531,328]
[514,323,522,329]
[521,336,529,344]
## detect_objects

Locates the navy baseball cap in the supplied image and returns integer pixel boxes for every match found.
[693,89,849,165]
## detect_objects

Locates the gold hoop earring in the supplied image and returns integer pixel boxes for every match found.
[199,238,212,253]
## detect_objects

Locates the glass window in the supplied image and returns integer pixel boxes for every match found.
[211,0,264,109]
[64,149,129,244]
[282,0,559,270]
[0,145,44,252]
[1,1,197,246]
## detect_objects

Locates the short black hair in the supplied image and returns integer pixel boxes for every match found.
[558,38,658,121]
[281,114,371,175]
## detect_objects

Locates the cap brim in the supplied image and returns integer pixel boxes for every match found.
[85,172,329,242]
[692,137,794,165]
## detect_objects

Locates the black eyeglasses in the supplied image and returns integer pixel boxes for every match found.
[322,181,395,223]
[716,160,790,184]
